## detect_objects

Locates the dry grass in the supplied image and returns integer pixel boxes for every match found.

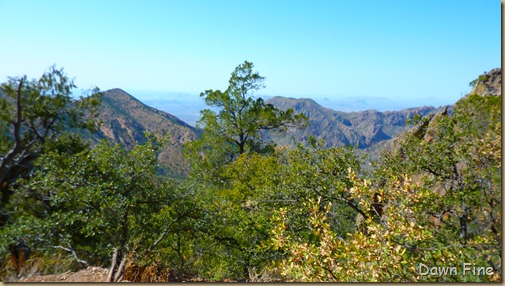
[0,252,77,282]
[248,267,283,282]
[122,259,170,282]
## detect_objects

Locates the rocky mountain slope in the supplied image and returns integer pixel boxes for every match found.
[265,96,439,149]
[391,68,501,154]
[469,68,501,96]
[86,68,500,177]
[90,88,200,178]
[85,89,439,179]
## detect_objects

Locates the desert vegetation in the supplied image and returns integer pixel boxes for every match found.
[0,63,501,282]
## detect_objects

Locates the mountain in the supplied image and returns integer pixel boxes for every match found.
[390,68,501,154]
[91,88,200,178]
[265,96,439,149]
[469,68,501,96]
[83,68,501,177]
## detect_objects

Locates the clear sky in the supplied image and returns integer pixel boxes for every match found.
[0,0,500,105]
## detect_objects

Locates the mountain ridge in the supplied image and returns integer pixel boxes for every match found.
[265,96,440,149]
[91,67,500,176]
[390,67,501,154]
[91,88,200,178]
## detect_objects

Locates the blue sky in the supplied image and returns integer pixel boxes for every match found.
[0,0,500,105]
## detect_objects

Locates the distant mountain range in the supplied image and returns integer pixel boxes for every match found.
[131,90,459,127]
[85,68,501,177]
[308,96,456,113]
[85,89,444,177]
[264,96,440,149]
[85,89,444,178]
[1,69,498,181]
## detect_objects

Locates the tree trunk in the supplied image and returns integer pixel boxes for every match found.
[459,205,469,241]
[107,248,118,282]
[114,256,127,282]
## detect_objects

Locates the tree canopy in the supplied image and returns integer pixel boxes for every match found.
[0,66,101,227]
[0,66,500,282]
[187,61,307,182]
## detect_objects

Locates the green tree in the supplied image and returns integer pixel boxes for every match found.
[186,61,307,183]
[182,140,365,281]
[0,66,101,227]
[182,61,309,280]
[393,93,501,276]
[1,132,189,281]
[269,89,501,282]
[272,92,501,282]
[271,174,436,282]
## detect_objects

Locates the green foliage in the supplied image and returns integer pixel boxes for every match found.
[181,61,309,280]
[0,66,500,282]
[0,66,101,227]
[186,61,307,184]
[406,113,422,126]
[269,93,501,282]
[272,171,500,282]
[0,132,183,275]
[392,93,501,244]
[469,74,489,87]
[176,152,282,280]
[273,141,364,240]
[183,140,365,281]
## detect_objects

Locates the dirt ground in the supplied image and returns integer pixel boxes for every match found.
[10,264,250,282]
[19,266,121,282]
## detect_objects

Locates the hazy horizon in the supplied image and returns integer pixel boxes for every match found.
[0,0,499,109]
[127,89,463,127]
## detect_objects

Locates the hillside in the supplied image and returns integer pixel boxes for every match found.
[79,68,501,176]
[1,66,500,283]
[266,96,438,149]
[469,68,502,96]
[91,88,200,177]
[391,67,502,154]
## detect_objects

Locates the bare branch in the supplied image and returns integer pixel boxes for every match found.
[53,244,89,266]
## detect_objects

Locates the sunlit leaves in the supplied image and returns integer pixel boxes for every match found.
[186,61,307,185]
